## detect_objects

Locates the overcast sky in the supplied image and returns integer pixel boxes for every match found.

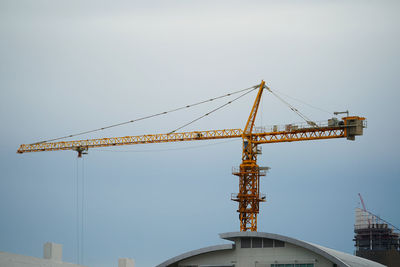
[1,1,399,267]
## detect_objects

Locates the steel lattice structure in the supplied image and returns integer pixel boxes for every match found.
[17,81,366,232]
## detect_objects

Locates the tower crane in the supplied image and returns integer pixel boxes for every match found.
[358,193,368,212]
[358,193,372,226]
[17,81,366,232]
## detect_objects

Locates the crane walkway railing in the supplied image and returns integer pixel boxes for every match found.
[254,118,366,134]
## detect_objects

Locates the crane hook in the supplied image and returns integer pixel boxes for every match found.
[75,147,88,158]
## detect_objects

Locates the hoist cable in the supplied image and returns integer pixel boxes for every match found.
[75,157,85,265]
[168,86,259,134]
[76,158,80,264]
[31,84,259,145]
[81,157,84,265]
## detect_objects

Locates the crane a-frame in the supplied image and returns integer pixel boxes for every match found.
[17,81,366,232]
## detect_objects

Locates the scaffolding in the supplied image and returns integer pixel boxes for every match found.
[354,208,400,251]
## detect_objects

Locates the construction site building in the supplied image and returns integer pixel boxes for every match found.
[354,208,400,267]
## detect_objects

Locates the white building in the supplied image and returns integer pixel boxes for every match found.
[0,242,86,267]
[0,242,134,267]
[156,232,385,267]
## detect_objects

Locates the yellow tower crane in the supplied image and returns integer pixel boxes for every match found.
[17,81,366,232]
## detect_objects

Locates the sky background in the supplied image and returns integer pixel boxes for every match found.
[1,1,399,267]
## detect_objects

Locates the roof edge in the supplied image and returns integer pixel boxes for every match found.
[155,244,233,267]
[220,232,349,267]
[155,232,385,267]
[219,232,386,267]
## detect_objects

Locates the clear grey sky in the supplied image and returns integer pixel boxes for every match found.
[1,1,399,267]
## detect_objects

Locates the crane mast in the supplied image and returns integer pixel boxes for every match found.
[17,80,366,232]
[232,81,266,232]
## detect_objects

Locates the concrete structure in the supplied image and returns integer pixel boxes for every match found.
[0,242,136,267]
[354,208,400,267]
[157,232,385,267]
[119,257,135,267]
[0,242,86,267]
[43,242,63,261]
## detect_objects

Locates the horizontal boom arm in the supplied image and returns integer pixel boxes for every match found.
[17,116,365,154]
[17,129,243,154]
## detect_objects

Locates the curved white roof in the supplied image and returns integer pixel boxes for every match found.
[156,244,233,267]
[156,232,385,267]
[220,232,385,267]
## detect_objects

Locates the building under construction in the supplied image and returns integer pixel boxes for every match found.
[354,207,400,267]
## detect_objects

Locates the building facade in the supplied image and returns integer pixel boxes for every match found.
[354,208,400,267]
[0,242,135,267]
[157,232,385,267]
[0,242,86,267]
